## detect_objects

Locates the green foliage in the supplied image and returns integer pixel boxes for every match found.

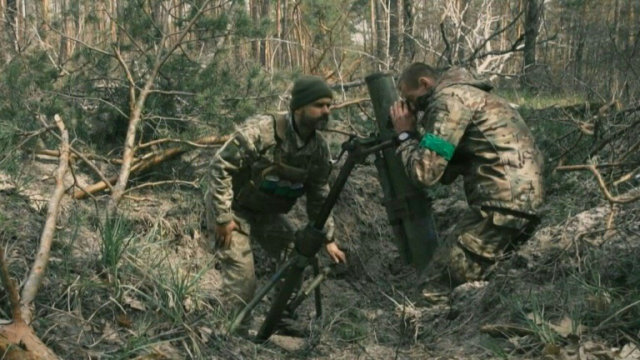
[0,126,21,176]
[231,8,254,37]
[193,61,277,132]
[572,247,640,331]
[1,52,58,113]
[502,292,560,347]
[558,0,590,10]
[154,263,207,324]
[498,89,586,110]
[195,11,229,33]
[329,307,369,342]
[479,337,510,359]
[128,260,208,325]
[496,241,640,357]
[99,214,135,278]
[0,52,61,175]
[523,297,559,346]
[119,1,161,45]
[110,314,182,359]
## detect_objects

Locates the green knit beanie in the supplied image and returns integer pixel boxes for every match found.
[290,75,333,111]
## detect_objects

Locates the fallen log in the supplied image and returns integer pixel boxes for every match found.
[73,134,229,199]
[0,114,69,360]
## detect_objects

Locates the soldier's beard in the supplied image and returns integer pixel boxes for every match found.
[297,113,329,138]
[314,114,329,131]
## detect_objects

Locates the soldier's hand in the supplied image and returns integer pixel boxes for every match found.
[390,100,417,133]
[214,220,237,249]
[325,242,346,264]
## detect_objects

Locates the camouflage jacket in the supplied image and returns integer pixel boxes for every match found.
[397,67,544,226]
[205,113,335,239]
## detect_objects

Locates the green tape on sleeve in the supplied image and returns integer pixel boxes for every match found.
[419,133,455,161]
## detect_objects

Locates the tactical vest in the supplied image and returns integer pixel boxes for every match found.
[234,116,310,213]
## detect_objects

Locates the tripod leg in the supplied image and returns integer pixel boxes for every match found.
[285,265,331,318]
[228,256,295,334]
[256,255,309,341]
[313,258,322,318]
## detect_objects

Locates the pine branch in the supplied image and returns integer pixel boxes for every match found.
[108,0,215,213]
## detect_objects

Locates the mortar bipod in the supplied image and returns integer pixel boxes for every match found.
[228,134,397,341]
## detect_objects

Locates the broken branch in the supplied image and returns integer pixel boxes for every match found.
[20,115,71,324]
[74,134,229,199]
[556,164,640,204]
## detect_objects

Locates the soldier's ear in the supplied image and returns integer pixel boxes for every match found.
[292,107,304,124]
[418,76,434,90]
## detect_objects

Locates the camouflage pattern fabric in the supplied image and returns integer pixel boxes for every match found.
[397,67,544,284]
[206,207,296,306]
[427,208,533,287]
[203,113,334,305]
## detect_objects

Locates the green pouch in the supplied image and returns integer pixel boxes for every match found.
[236,182,297,213]
[259,175,279,193]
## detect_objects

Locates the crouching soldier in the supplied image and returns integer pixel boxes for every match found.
[203,76,347,332]
[390,63,544,287]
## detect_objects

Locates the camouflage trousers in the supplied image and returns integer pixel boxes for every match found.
[427,208,537,288]
[205,207,296,309]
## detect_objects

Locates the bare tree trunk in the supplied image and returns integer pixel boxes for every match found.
[0,0,4,32]
[58,0,73,65]
[0,320,60,359]
[76,1,85,48]
[40,0,49,39]
[6,0,19,52]
[369,0,375,58]
[402,0,415,62]
[2,244,59,358]
[283,0,292,68]
[388,0,401,63]
[260,0,270,67]
[18,0,24,47]
[19,115,70,325]
[109,0,117,43]
[611,0,621,99]
[0,0,6,55]
[375,0,387,64]
[274,0,280,65]
[522,0,541,89]
[292,4,306,71]
[250,0,259,61]
[573,3,586,84]
[275,0,282,68]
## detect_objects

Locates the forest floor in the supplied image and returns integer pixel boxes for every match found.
[1,104,639,359]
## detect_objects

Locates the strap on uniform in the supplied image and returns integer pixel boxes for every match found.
[480,205,541,225]
[481,205,542,245]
